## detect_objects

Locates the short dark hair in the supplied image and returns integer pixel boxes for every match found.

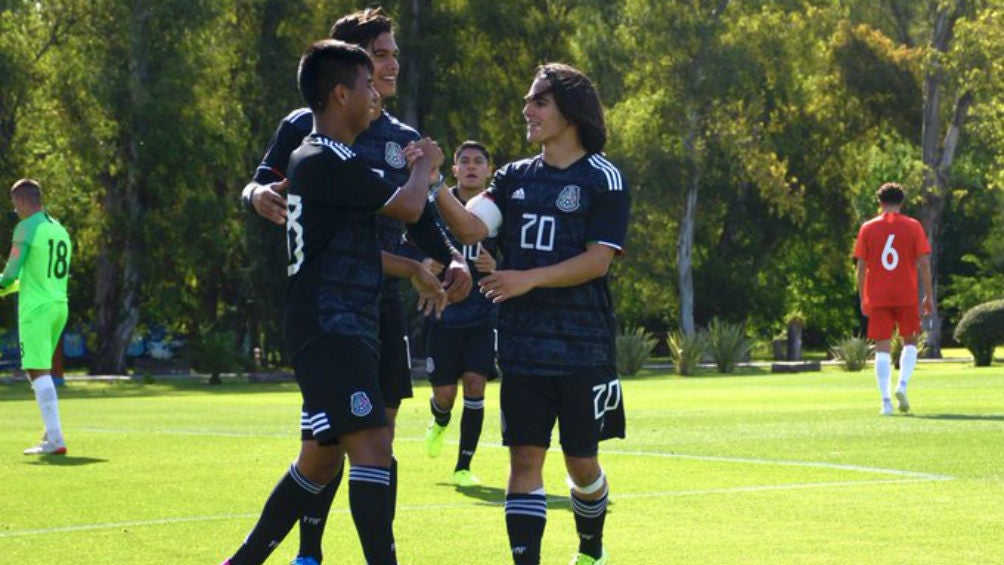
[330,7,393,49]
[877,182,905,205]
[298,39,373,112]
[536,63,607,153]
[454,140,491,163]
[10,178,42,204]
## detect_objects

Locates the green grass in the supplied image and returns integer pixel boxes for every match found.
[1,363,1002,564]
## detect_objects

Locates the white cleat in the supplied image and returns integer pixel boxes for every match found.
[895,390,910,413]
[880,400,894,416]
[23,433,67,455]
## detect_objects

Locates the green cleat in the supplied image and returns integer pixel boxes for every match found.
[425,421,447,457]
[452,469,481,487]
[895,389,910,413]
[569,551,608,565]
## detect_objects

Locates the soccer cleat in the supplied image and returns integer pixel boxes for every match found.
[895,389,910,413]
[880,399,894,416]
[291,557,320,565]
[425,421,447,457]
[452,469,481,487]
[23,434,66,455]
[570,551,608,565]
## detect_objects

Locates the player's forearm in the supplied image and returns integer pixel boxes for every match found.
[918,256,934,303]
[524,245,615,290]
[405,202,457,266]
[435,188,488,245]
[381,252,422,279]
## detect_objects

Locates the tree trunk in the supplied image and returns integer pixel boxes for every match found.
[918,1,971,358]
[92,2,149,374]
[678,110,701,336]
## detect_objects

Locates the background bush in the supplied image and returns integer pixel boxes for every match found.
[616,326,658,376]
[831,335,873,372]
[667,330,708,376]
[953,299,1004,366]
[705,318,753,373]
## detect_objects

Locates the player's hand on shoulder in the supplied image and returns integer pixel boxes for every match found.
[251,179,288,226]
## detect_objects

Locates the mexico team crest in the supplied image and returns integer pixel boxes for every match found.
[384,141,407,169]
[556,185,581,212]
[350,391,373,417]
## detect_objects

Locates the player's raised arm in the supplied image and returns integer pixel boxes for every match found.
[434,186,492,245]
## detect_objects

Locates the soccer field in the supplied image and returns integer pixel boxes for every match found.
[1,363,1001,565]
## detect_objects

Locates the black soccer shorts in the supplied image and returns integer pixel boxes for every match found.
[500,365,626,457]
[378,294,413,409]
[296,334,388,445]
[424,323,498,387]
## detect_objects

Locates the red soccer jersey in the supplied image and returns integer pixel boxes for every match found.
[853,212,931,309]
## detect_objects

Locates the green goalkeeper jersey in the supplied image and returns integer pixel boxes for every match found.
[0,210,71,312]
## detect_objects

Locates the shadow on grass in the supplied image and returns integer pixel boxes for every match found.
[25,455,109,466]
[912,413,1004,422]
[446,483,618,513]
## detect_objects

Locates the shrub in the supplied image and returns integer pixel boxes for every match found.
[830,335,873,372]
[185,328,247,385]
[616,326,657,376]
[953,299,1004,366]
[705,318,752,373]
[667,330,707,376]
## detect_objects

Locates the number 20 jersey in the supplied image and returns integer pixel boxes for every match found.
[480,153,630,376]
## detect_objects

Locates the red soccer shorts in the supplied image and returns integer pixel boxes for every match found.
[866,304,921,341]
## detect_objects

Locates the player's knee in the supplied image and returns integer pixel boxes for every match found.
[567,468,606,497]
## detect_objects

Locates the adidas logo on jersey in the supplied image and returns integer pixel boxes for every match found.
[512,188,526,200]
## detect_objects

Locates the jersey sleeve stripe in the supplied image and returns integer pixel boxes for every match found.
[313,137,356,161]
[588,154,623,192]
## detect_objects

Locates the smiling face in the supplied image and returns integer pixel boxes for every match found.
[344,65,381,136]
[366,31,399,100]
[453,147,491,192]
[522,76,574,147]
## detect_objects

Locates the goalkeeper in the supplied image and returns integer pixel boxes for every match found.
[1,179,72,455]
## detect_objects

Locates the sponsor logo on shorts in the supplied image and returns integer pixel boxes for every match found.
[350,391,373,417]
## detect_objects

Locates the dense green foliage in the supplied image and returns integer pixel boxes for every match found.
[953,298,1004,365]
[666,329,707,376]
[1,1,1002,371]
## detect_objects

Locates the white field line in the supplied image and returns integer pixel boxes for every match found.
[0,477,949,539]
[1,429,955,540]
[78,426,956,480]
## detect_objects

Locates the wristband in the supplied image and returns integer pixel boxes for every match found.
[429,173,446,197]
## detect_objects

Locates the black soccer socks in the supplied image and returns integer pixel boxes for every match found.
[349,465,397,565]
[571,489,608,559]
[505,492,547,564]
[455,396,485,472]
[296,464,344,562]
[230,464,324,565]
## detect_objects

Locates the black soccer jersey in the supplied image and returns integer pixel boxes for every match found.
[249,108,452,293]
[478,153,630,376]
[283,133,400,357]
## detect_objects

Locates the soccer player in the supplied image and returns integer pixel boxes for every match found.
[222,39,441,565]
[853,182,934,415]
[240,8,469,564]
[0,179,72,455]
[434,63,629,565]
[420,141,499,487]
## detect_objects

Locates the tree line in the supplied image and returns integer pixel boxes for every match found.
[1,0,1001,373]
